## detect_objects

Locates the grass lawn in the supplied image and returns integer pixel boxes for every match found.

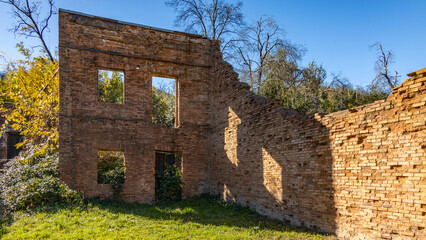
[0,196,335,240]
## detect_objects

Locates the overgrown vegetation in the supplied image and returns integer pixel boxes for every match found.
[152,86,176,127]
[259,52,389,115]
[97,151,125,196]
[0,196,335,239]
[0,148,82,212]
[155,154,182,202]
[0,45,58,153]
[0,47,82,212]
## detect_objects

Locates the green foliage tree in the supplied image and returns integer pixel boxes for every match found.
[155,154,182,202]
[152,86,176,127]
[259,48,388,115]
[97,151,125,196]
[259,48,326,114]
[98,70,124,104]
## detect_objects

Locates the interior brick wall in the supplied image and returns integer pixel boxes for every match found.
[210,53,425,239]
[59,10,425,239]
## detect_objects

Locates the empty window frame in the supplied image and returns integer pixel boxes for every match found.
[97,150,125,191]
[98,69,124,104]
[152,76,177,127]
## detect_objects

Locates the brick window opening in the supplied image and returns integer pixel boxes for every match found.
[152,76,176,127]
[97,150,125,192]
[155,151,182,201]
[98,69,124,104]
[6,132,23,159]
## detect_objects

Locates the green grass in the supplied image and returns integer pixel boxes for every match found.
[0,196,335,240]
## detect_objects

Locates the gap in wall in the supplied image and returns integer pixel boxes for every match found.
[97,150,125,194]
[152,76,176,127]
[155,151,182,201]
[98,69,125,104]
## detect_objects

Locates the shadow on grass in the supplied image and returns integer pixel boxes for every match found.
[0,195,334,238]
[89,194,331,237]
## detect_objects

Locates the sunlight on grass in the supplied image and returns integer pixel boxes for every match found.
[0,196,335,240]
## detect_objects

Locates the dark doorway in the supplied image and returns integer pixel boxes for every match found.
[155,151,182,201]
[6,132,23,159]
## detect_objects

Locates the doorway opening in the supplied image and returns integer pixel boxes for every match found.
[155,151,182,201]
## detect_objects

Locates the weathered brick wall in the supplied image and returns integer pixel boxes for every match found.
[59,10,425,239]
[210,53,425,239]
[59,10,214,201]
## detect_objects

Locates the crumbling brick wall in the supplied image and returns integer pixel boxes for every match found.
[210,50,425,239]
[59,10,214,202]
[59,10,425,239]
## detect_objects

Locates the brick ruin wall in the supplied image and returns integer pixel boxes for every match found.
[210,55,426,239]
[0,114,6,161]
[59,10,214,202]
[59,10,425,240]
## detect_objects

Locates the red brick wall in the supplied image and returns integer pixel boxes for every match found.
[59,10,214,202]
[210,54,426,239]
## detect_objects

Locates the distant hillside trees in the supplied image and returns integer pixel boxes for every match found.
[152,86,176,127]
[167,0,391,115]
[259,48,388,115]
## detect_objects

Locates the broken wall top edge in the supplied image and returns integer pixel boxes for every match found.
[59,8,210,40]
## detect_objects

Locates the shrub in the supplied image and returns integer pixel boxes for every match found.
[156,161,182,202]
[0,148,82,211]
[97,151,125,196]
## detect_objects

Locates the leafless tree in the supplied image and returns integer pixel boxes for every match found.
[232,16,300,90]
[370,42,398,91]
[166,0,243,53]
[0,0,57,62]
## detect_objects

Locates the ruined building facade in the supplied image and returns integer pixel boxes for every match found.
[59,10,425,239]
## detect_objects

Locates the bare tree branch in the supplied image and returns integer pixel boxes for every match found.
[370,42,398,92]
[231,16,300,90]
[0,0,57,62]
[166,0,243,54]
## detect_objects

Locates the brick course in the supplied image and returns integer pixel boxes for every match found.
[59,10,425,239]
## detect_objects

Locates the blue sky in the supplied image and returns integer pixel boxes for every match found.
[1,0,425,87]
